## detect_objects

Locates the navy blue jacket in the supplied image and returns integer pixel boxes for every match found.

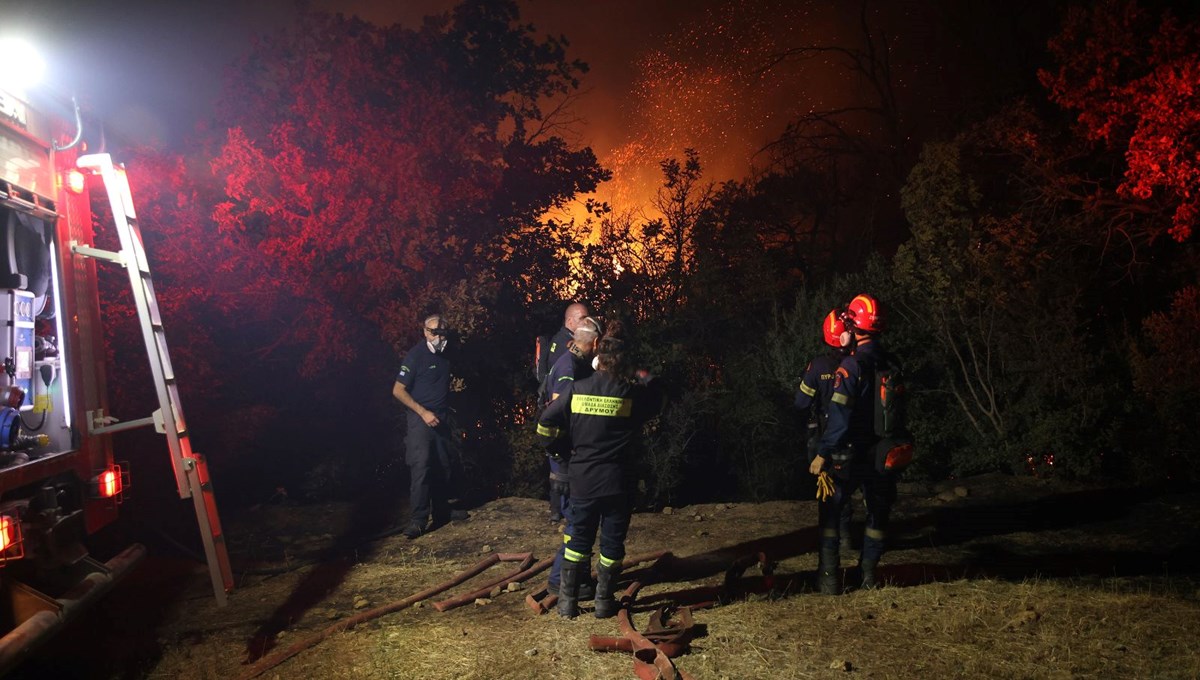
[545,349,595,401]
[819,340,889,459]
[795,352,842,415]
[395,341,452,414]
[546,326,573,371]
[537,371,662,499]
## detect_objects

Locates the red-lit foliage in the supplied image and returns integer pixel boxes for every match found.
[94,2,607,498]
[1040,0,1200,242]
[1130,284,1200,475]
[209,4,606,369]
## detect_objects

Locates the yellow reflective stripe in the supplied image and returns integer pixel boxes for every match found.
[865,527,886,540]
[571,394,632,417]
[557,376,574,383]
[536,424,560,437]
[831,392,853,406]
[563,534,571,544]
[821,528,840,538]
[599,555,622,568]
[799,382,817,397]
[564,548,589,563]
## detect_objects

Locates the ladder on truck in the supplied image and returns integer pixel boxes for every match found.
[72,153,233,606]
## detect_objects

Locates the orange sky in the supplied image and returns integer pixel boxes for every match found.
[7,0,948,221]
[315,0,877,223]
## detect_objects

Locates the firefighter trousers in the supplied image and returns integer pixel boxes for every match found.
[563,494,632,566]
[818,461,896,565]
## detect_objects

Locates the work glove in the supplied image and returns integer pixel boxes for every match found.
[815,471,836,502]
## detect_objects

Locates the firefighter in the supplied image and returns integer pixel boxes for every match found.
[811,294,898,593]
[545,315,604,522]
[542,302,591,520]
[795,308,853,455]
[392,314,467,539]
[548,302,591,372]
[537,335,662,618]
[795,309,856,547]
[543,316,603,598]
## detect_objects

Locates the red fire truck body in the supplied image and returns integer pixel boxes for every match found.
[0,83,159,669]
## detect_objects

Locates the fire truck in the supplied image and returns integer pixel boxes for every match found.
[0,41,231,671]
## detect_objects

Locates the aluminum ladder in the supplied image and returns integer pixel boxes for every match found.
[72,153,233,605]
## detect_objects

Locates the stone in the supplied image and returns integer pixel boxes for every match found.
[489,586,503,598]
[481,544,492,553]
[829,659,852,671]
[896,481,931,495]
[506,581,523,592]
[662,506,674,515]
[953,486,969,498]
[475,597,491,606]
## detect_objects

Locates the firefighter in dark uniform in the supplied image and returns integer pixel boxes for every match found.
[542,316,603,600]
[543,302,591,520]
[547,302,590,376]
[537,335,662,618]
[795,309,856,546]
[811,294,897,593]
[795,308,854,458]
[392,314,466,539]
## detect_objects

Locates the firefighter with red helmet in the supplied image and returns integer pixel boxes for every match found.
[795,309,856,544]
[810,294,900,593]
[795,308,853,454]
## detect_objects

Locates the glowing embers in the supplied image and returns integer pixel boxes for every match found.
[89,464,129,501]
[0,514,23,562]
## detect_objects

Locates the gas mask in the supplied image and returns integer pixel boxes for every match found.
[591,356,600,370]
[430,336,448,353]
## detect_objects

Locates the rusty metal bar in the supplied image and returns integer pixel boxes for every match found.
[432,553,536,612]
[239,553,504,680]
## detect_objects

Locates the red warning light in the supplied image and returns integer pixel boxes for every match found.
[0,515,24,561]
[90,465,126,499]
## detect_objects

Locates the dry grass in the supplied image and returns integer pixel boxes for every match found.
[137,483,1200,680]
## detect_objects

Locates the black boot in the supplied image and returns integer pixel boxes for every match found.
[594,562,621,619]
[860,560,878,590]
[558,560,581,618]
[817,544,840,595]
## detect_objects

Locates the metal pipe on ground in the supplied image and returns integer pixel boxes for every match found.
[615,578,696,680]
[239,553,506,680]
[432,553,539,612]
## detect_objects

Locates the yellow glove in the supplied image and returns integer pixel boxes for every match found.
[815,471,836,502]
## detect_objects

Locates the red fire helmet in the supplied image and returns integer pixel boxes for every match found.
[822,308,850,348]
[845,294,885,333]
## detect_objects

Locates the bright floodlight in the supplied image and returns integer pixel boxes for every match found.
[0,37,46,92]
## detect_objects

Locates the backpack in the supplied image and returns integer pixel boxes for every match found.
[535,334,552,381]
[871,355,914,474]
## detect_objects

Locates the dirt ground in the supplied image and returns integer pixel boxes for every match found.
[14,473,1200,679]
